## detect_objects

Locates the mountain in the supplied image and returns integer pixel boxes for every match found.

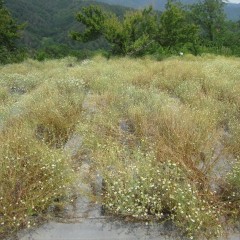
[96,0,240,21]
[5,0,129,50]
[225,3,240,21]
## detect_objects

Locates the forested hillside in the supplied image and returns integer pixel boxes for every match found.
[96,0,195,9]
[2,0,240,62]
[96,0,240,20]
[225,3,240,21]
[5,0,240,56]
[5,0,129,51]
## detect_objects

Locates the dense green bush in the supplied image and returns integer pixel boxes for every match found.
[0,0,26,64]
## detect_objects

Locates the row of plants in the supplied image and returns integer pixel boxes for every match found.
[0,58,85,238]
[74,55,240,239]
[1,55,240,239]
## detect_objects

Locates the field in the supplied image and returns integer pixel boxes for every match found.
[0,55,240,239]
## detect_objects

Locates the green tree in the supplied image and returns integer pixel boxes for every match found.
[0,0,24,64]
[159,1,199,52]
[71,5,110,43]
[221,20,240,56]
[72,5,159,56]
[120,7,159,55]
[190,0,226,44]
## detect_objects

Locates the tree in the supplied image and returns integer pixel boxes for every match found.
[0,0,24,63]
[120,7,159,55]
[159,1,199,52]
[190,0,226,44]
[71,5,109,43]
[72,5,159,56]
[221,20,240,56]
[72,4,203,56]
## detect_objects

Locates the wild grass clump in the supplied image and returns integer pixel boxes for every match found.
[224,156,240,217]
[0,59,86,238]
[97,143,222,239]
[27,79,85,147]
[0,122,74,237]
[227,119,240,158]
[0,87,8,102]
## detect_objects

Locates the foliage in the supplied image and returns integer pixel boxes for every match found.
[5,0,127,52]
[119,7,159,55]
[34,44,94,61]
[73,4,201,56]
[96,0,240,21]
[72,1,240,57]
[3,0,240,60]
[72,5,109,43]
[190,0,226,44]
[3,0,240,59]
[0,0,20,50]
[159,1,199,53]
[72,5,160,55]
[222,20,240,56]
[0,0,25,64]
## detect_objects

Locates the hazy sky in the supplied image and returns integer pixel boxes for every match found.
[228,0,240,3]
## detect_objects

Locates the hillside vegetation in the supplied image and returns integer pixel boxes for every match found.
[3,0,240,63]
[0,55,240,239]
[96,0,240,21]
[5,0,128,50]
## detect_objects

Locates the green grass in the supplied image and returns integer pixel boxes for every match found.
[0,55,240,239]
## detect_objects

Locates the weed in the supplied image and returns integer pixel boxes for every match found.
[0,55,240,239]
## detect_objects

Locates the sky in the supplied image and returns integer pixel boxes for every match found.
[227,0,240,3]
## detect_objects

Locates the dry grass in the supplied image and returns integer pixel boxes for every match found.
[0,55,240,239]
